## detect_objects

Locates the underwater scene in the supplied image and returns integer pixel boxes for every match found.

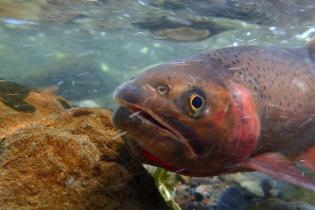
[2,0,315,209]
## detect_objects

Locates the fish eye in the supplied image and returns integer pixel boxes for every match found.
[189,93,205,112]
[156,85,170,95]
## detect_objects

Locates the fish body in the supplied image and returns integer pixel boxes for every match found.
[113,39,315,190]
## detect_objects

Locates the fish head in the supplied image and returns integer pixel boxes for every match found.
[113,58,260,176]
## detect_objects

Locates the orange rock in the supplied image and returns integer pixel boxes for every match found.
[0,80,70,138]
[0,81,170,210]
[0,0,89,22]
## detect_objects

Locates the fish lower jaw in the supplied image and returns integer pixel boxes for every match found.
[121,103,183,140]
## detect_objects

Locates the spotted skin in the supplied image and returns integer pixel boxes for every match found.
[203,46,315,157]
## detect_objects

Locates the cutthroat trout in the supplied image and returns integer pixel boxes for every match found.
[113,38,315,191]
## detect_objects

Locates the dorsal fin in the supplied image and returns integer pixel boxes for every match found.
[305,36,315,58]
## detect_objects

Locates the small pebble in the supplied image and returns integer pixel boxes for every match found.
[76,99,99,108]
[241,180,265,197]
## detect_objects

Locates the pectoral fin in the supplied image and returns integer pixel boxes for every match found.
[243,153,315,191]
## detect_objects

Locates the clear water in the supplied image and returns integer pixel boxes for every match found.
[1,0,313,108]
[1,0,315,207]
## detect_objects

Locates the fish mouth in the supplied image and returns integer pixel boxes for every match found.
[122,103,182,140]
[114,96,182,139]
[113,99,198,158]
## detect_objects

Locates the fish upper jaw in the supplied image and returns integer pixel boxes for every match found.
[113,80,144,105]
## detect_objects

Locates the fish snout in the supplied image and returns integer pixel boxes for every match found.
[113,81,144,105]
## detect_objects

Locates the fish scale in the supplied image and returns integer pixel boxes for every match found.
[113,38,315,191]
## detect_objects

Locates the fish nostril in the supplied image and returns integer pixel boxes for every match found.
[113,82,143,104]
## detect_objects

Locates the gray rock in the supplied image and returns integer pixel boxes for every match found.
[251,198,315,210]
[216,185,250,210]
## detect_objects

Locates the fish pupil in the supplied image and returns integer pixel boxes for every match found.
[192,96,203,109]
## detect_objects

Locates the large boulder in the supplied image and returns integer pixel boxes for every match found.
[0,80,170,210]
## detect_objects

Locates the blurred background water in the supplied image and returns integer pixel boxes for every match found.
[2,0,315,209]
[1,0,315,109]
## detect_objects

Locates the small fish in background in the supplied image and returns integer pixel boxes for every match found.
[113,37,315,191]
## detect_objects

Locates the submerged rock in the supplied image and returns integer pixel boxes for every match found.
[250,198,315,210]
[0,81,170,210]
[176,172,315,210]
[216,185,250,210]
[0,0,92,23]
[1,0,315,43]
[134,15,254,42]
[134,16,230,42]
[160,0,315,25]
[0,79,71,138]
[152,26,210,42]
